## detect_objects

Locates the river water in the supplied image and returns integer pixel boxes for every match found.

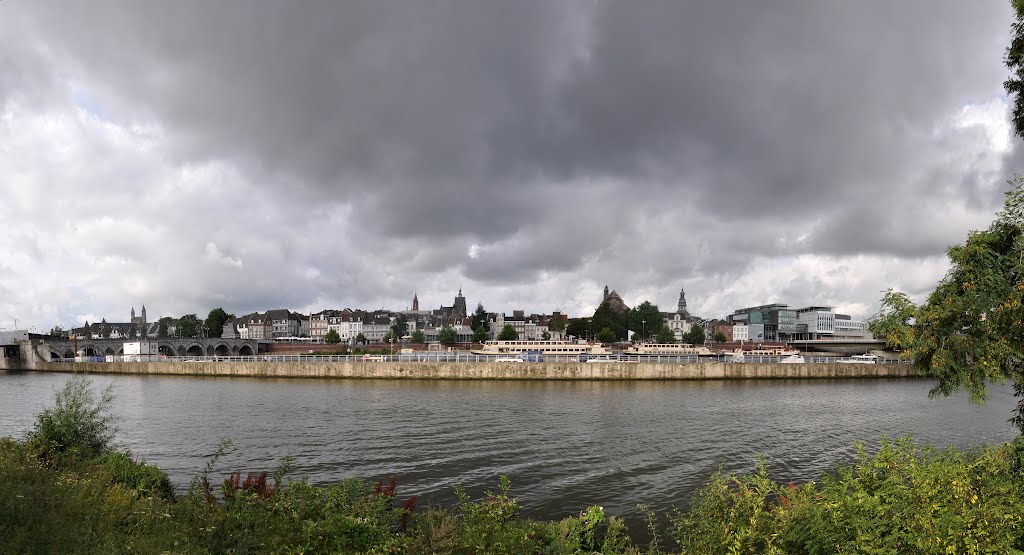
[1,371,1018,528]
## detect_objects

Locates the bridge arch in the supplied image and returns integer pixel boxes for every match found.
[186,345,204,357]
[158,345,175,357]
[63,349,74,359]
[214,344,231,356]
[177,346,187,356]
[238,345,254,356]
[104,347,116,355]
[50,351,61,361]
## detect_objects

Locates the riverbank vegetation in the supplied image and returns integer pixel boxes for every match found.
[2,375,1024,554]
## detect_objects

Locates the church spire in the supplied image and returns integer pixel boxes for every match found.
[677,286,689,317]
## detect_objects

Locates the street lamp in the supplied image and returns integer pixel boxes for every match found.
[642,320,646,344]
[588,319,593,342]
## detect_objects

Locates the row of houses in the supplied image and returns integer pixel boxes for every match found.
[68,289,872,345]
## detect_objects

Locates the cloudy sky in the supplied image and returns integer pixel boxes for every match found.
[1,1,1021,331]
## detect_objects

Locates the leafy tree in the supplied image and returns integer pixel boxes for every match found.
[684,324,706,345]
[128,326,137,340]
[628,301,664,343]
[1007,0,1024,138]
[28,376,117,457]
[391,314,409,340]
[100,322,111,339]
[872,176,1024,430]
[656,325,676,344]
[713,330,728,343]
[472,326,488,343]
[205,308,234,338]
[497,324,519,341]
[355,332,367,345]
[592,302,628,341]
[595,327,617,343]
[157,317,172,338]
[565,318,589,340]
[542,331,551,340]
[324,329,341,344]
[438,326,458,345]
[471,303,489,333]
[176,315,201,338]
[49,325,63,337]
[411,329,426,343]
[547,312,567,332]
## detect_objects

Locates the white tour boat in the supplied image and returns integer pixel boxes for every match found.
[622,343,713,356]
[780,354,806,364]
[471,340,613,357]
[837,354,879,364]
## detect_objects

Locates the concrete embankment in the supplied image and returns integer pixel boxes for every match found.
[19,360,918,380]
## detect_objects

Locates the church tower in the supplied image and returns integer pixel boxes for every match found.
[603,285,609,302]
[677,286,689,318]
[412,293,419,311]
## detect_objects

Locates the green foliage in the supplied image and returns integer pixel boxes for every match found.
[548,312,567,332]
[438,326,458,345]
[1007,0,1024,138]
[684,324,706,346]
[595,327,617,343]
[176,314,201,338]
[49,324,63,336]
[713,330,727,343]
[157,317,171,338]
[497,324,519,341]
[566,317,590,339]
[98,451,175,500]
[542,331,551,340]
[670,438,1024,555]
[471,302,489,332]
[411,329,426,343]
[871,176,1024,430]
[392,314,410,340]
[629,301,664,342]
[100,322,111,339]
[656,324,676,344]
[27,376,117,458]
[205,307,234,338]
[593,301,629,341]
[472,326,488,343]
[128,326,137,339]
[324,329,342,344]
[355,332,368,345]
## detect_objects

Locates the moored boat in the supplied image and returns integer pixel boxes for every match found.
[837,354,879,364]
[471,340,613,357]
[622,343,713,356]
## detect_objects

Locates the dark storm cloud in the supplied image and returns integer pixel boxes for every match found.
[15,1,1014,245]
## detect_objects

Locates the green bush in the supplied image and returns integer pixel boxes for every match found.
[97,451,175,501]
[669,437,1024,555]
[26,375,117,458]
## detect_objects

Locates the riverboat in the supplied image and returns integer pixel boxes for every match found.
[780,354,806,364]
[622,343,713,356]
[471,340,613,357]
[837,354,879,364]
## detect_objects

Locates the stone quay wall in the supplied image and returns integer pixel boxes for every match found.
[19,360,918,380]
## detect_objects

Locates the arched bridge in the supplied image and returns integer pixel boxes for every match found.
[39,338,265,360]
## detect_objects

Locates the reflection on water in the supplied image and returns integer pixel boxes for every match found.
[1,371,1017,527]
